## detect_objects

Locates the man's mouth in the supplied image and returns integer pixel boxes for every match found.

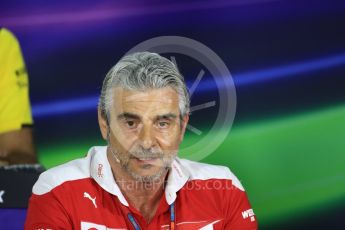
[132,156,160,164]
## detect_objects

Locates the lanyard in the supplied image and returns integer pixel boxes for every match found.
[127,202,175,230]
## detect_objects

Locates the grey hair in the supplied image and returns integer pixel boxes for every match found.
[99,52,190,123]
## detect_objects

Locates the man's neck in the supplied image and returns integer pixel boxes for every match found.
[107,151,168,222]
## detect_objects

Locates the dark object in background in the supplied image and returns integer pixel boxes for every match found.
[0,164,44,208]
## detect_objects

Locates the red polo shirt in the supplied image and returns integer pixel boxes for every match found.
[25,146,257,229]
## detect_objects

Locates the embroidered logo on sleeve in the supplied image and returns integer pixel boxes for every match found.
[242,208,255,222]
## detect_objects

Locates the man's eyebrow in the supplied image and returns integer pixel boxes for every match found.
[156,113,178,120]
[117,112,141,120]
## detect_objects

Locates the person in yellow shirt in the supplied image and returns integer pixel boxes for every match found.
[0,28,37,165]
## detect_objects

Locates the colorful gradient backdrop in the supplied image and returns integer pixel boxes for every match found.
[1,0,345,229]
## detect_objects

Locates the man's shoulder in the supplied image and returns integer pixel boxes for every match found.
[178,158,245,191]
[32,146,104,195]
[32,156,90,195]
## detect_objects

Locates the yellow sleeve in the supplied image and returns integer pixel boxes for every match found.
[0,28,33,134]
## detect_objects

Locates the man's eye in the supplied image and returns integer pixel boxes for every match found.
[125,120,137,128]
[158,121,169,128]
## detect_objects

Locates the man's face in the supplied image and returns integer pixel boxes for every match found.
[101,87,188,182]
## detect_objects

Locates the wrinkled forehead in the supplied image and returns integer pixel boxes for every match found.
[111,87,180,116]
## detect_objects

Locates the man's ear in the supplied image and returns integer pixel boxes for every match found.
[98,108,108,140]
[179,114,189,141]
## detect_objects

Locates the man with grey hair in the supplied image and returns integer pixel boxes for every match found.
[26,52,257,229]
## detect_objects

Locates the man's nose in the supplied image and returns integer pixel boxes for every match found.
[138,125,156,149]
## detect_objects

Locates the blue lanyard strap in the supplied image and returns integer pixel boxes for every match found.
[170,202,175,230]
[127,202,176,230]
[127,213,141,230]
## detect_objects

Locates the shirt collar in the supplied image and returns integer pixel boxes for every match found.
[90,146,129,206]
[89,146,190,206]
[165,158,190,205]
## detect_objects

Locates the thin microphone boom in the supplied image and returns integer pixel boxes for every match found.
[109,144,120,163]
